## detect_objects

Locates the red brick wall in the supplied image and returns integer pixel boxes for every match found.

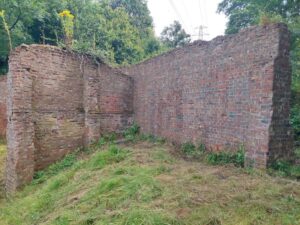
[5,24,294,192]
[123,23,293,168]
[6,45,133,191]
[0,75,6,139]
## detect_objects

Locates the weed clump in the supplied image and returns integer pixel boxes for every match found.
[123,123,166,144]
[180,142,245,167]
[123,123,140,142]
[181,142,206,158]
[269,160,300,179]
[206,146,245,168]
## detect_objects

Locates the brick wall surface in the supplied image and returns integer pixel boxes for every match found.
[123,23,293,168]
[6,45,133,192]
[4,23,293,193]
[0,75,7,139]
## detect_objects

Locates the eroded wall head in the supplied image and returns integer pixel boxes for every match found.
[123,23,293,168]
[0,75,7,139]
[6,45,133,192]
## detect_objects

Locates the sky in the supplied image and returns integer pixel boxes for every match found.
[147,0,228,41]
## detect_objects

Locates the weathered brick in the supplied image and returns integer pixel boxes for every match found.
[123,23,293,168]
[3,23,294,193]
[6,45,133,192]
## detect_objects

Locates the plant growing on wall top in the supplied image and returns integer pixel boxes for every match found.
[59,10,74,48]
[0,10,12,52]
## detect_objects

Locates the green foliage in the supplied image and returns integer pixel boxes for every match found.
[123,123,165,144]
[218,0,300,34]
[206,146,245,167]
[123,123,140,141]
[33,152,77,184]
[122,209,180,225]
[258,11,284,26]
[181,142,196,155]
[139,134,166,144]
[160,20,191,48]
[0,10,12,51]
[58,10,74,48]
[181,141,206,157]
[1,142,300,225]
[270,159,300,179]
[102,132,117,143]
[291,103,300,139]
[88,145,129,170]
[0,0,163,72]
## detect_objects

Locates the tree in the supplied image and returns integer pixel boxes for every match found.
[109,0,161,57]
[160,21,191,48]
[0,0,163,72]
[217,0,300,34]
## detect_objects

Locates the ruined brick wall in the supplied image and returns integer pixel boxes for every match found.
[123,23,293,168]
[0,75,7,139]
[6,45,133,191]
[5,24,293,192]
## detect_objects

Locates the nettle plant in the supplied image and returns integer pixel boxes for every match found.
[59,10,74,48]
[0,10,12,51]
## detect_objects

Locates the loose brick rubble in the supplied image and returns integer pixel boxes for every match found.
[4,23,294,192]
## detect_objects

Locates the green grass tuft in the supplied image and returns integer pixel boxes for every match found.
[206,147,245,167]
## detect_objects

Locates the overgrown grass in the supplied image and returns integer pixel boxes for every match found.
[0,141,300,225]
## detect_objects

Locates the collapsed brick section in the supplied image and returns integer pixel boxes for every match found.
[0,75,7,139]
[6,45,133,192]
[123,23,293,168]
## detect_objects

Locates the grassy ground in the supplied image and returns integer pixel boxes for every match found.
[0,141,300,225]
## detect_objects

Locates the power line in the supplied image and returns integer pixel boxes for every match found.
[202,0,209,26]
[198,0,204,25]
[179,0,193,34]
[168,0,188,29]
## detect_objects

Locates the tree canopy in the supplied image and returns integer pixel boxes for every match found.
[0,0,165,73]
[160,20,191,48]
